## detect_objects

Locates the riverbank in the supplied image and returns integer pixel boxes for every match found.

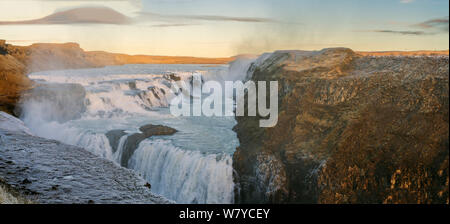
[233,48,449,204]
[0,112,172,204]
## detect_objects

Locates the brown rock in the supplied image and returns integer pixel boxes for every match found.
[233,48,449,204]
[0,49,33,114]
[0,40,234,115]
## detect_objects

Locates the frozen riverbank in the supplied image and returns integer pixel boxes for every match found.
[0,112,171,204]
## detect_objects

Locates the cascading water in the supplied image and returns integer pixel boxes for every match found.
[19,62,255,204]
[129,139,234,204]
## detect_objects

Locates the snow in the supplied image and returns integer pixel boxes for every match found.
[0,123,173,204]
[0,112,32,135]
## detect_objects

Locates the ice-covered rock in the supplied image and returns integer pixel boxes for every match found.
[0,127,173,204]
[0,111,32,135]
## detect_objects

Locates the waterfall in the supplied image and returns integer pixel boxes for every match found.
[129,139,234,204]
[19,64,240,204]
[111,135,127,163]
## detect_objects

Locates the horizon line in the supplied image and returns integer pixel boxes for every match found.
[3,40,449,58]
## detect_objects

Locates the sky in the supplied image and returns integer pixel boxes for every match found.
[0,0,448,57]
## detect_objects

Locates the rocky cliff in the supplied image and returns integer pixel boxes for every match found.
[233,48,449,204]
[0,40,32,114]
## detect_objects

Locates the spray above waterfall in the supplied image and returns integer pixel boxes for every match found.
[169,74,279,127]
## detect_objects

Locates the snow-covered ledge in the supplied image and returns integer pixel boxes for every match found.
[0,112,32,135]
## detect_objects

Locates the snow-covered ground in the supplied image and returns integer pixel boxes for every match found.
[0,112,32,135]
[0,112,172,204]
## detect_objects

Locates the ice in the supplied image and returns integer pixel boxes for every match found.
[0,111,32,135]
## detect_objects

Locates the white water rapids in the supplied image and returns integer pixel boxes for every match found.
[19,62,255,204]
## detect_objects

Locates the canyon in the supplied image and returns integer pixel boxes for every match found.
[1,39,449,204]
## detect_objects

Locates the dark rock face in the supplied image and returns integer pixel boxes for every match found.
[233,48,449,204]
[108,124,177,167]
[139,124,177,136]
[105,130,127,153]
[121,133,147,167]
[128,81,137,90]
[0,42,7,55]
[166,73,181,81]
[15,83,86,122]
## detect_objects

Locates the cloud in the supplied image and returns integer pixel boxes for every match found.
[377,17,449,36]
[400,0,415,3]
[173,15,277,23]
[413,17,449,32]
[39,0,143,8]
[369,30,427,35]
[138,12,278,23]
[150,23,197,28]
[0,6,132,25]
[0,4,278,27]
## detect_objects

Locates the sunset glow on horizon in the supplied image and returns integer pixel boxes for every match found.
[0,0,448,57]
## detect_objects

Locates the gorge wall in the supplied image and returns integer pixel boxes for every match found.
[233,48,449,204]
[0,40,32,114]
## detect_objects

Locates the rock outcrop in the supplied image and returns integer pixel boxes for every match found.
[0,112,171,204]
[0,42,33,114]
[233,48,449,204]
[106,124,177,167]
[357,50,449,57]
[105,130,127,154]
